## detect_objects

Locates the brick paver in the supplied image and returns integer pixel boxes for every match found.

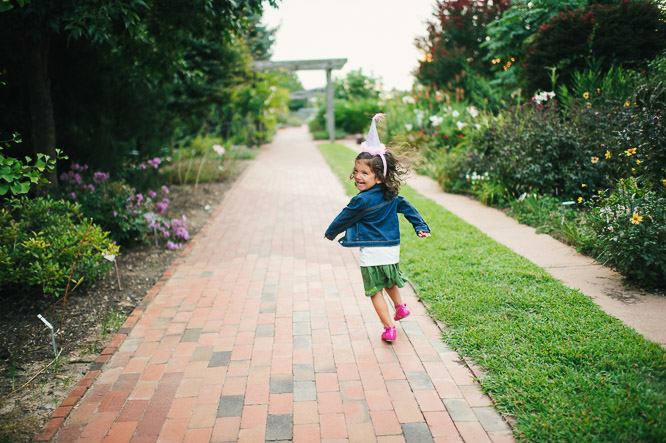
[46,126,514,442]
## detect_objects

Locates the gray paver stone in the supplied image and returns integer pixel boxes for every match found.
[180,328,202,342]
[217,395,244,417]
[255,324,274,338]
[292,322,312,336]
[293,311,310,322]
[270,374,293,394]
[265,414,293,441]
[405,371,435,391]
[293,335,312,350]
[293,364,315,381]
[190,346,213,362]
[401,423,434,443]
[208,351,232,368]
[293,381,317,401]
[443,398,478,422]
[473,406,513,433]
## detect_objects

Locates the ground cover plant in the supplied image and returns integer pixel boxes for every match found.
[319,142,666,442]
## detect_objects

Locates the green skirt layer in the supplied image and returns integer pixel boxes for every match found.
[360,264,408,297]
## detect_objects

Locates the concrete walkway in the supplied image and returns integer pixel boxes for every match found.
[42,126,514,442]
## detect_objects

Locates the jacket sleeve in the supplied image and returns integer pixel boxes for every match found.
[325,194,366,240]
[397,196,430,234]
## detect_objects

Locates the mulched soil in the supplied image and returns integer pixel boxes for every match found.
[0,162,248,442]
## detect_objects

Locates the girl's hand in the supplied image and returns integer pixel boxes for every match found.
[417,231,430,238]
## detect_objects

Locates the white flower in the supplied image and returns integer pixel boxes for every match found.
[532,91,556,104]
[402,96,415,104]
[466,106,479,118]
[404,124,413,131]
[451,110,460,118]
[212,144,226,156]
[429,115,444,126]
[456,121,468,130]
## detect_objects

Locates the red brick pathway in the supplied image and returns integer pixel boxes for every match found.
[43,126,514,442]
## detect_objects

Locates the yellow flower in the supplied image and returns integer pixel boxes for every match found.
[605,150,611,159]
[625,147,637,156]
[631,212,643,225]
[577,197,583,204]
[636,159,641,165]
[583,92,590,99]
[591,157,599,163]
[598,190,603,195]
[585,102,592,108]
[596,88,601,94]
[625,100,631,107]
[581,183,587,188]
[663,179,666,186]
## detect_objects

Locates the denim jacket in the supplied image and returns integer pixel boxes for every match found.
[325,185,430,247]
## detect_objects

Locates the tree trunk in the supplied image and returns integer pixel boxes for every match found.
[23,36,58,185]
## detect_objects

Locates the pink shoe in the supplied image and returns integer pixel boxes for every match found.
[382,326,396,342]
[394,303,410,321]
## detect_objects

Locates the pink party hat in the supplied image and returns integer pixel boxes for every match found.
[361,113,386,155]
[361,113,387,175]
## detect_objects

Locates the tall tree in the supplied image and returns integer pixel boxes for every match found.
[0,0,275,181]
[415,0,511,94]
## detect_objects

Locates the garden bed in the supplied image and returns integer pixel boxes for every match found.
[0,162,248,442]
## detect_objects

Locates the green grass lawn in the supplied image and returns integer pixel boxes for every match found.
[319,142,666,442]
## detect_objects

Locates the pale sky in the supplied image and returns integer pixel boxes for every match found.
[261,0,437,91]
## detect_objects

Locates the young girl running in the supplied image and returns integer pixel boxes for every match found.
[325,114,430,342]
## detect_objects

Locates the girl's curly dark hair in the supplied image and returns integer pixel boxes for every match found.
[351,149,411,199]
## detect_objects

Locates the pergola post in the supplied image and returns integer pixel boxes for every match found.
[326,68,334,143]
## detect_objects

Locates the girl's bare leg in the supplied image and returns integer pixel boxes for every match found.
[385,285,403,308]
[370,291,393,327]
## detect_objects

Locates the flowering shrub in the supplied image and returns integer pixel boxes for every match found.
[582,178,666,290]
[0,196,119,297]
[56,164,189,248]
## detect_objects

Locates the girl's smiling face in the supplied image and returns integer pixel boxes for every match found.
[353,160,381,191]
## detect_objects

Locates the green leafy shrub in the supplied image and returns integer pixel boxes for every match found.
[0,196,118,297]
[525,1,666,94]
[55,163,189,248]
[0,143,66,196]
[582,178,666,290]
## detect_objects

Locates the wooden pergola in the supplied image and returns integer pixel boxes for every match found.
[252,58,347,143]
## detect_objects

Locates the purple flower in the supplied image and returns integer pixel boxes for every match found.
[155,200,169,214]
[147,157,162,168]
[59,172,68,181]
[93,171,110,184]
[166,241,181,250]
[87,184,95,192]
[72,163,88,172]
[148,190,157,198]
[113,211,118,217]
[69,192,76,200]
[139,164,147,170]
[136,193,144,205]
[654,116,660,124]
[161,185,170,194]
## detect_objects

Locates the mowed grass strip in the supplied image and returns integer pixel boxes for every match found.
[319,142,666,442]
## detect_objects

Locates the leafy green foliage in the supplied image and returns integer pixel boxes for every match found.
[415,0,511,93]
[583,178,666,290]
[333,69,381,102]
[525,2,666,94]
[0,143,66,196]
[0,197,118,297]
[320,141,666,442]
